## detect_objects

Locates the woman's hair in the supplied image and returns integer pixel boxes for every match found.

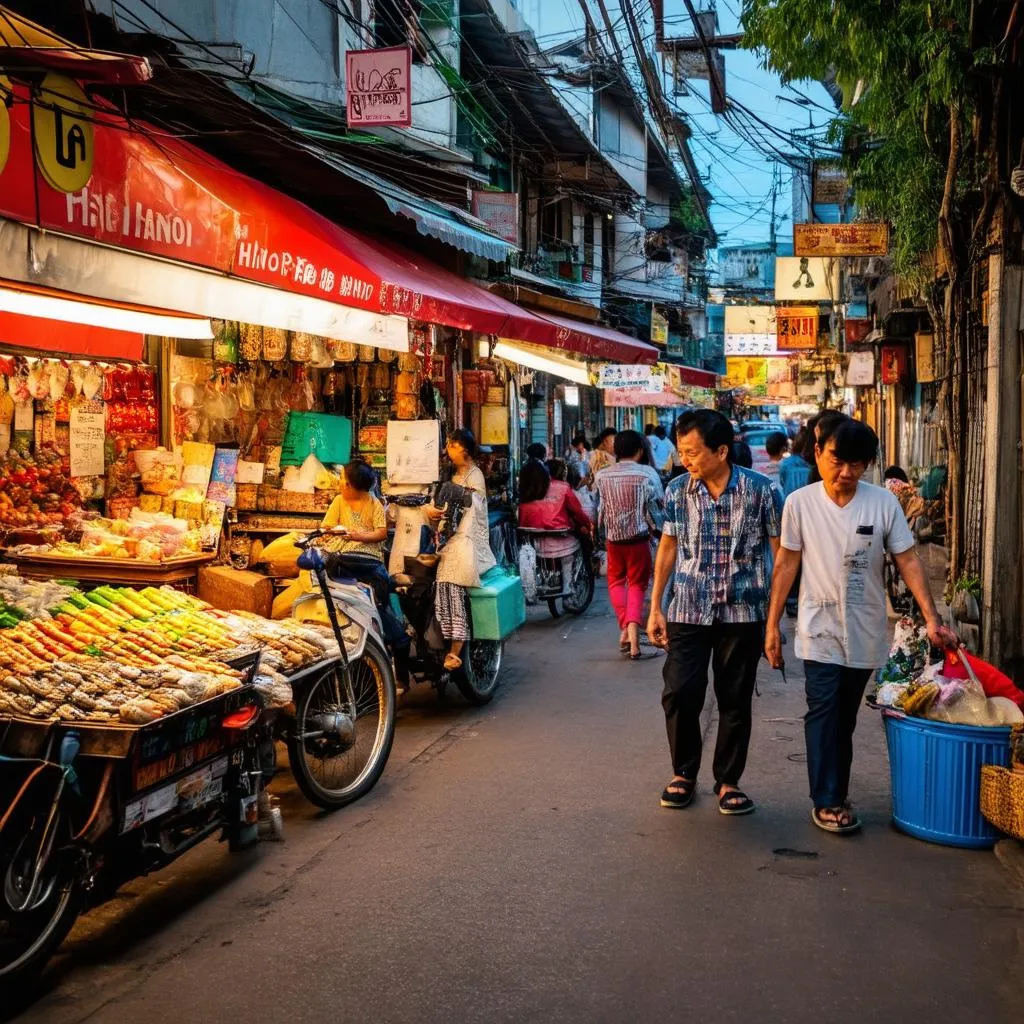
[526,442,547,461]
[884,465,909,483]
[547,458,568,481]
[791,427,809,458]
[343,460,375,493]
[566,462,583,489]
[518,458,551,504]
[765,431,789,458]
[449,427,479,459]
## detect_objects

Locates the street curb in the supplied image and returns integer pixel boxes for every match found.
[994,839,1024,892]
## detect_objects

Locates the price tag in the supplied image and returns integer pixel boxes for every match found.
[69,406,106,477]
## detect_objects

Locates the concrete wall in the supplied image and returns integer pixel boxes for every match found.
[597,93,647,196]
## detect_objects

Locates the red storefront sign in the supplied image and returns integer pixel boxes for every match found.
[845,318,871,344]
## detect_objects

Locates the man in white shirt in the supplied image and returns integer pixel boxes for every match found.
[649,425,676,478]
[765,418,956,835]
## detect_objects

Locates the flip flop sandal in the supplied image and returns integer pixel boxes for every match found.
[660,778,696,809]
[811,807,862,834]
[630,651,662,661]
[716,789,755,816]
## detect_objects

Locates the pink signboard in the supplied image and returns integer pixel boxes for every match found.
[346,46,413,128]
[471,192,520,246]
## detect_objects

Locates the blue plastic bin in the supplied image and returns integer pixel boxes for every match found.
[882,711,1012,848]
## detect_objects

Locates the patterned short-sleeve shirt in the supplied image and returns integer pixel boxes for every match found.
[663,466,782,625]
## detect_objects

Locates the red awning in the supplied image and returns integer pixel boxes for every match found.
[0,310,144,360]
[0,80,656,363]
[670,362,718,388]
[0,47,152,85]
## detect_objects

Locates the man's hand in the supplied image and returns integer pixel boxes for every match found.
[926,619,959,651]
[425,505,445,523]
[647,608,668,648]
[764,625,785,670]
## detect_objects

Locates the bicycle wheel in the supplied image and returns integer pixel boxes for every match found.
[453,637,504,706]
[287,638,396,809]
[0,812,82,988]
[562,549,595,616]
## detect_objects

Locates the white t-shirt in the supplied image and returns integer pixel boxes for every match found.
[781,481,915,668]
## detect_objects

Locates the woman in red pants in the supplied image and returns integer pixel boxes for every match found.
[595,430,664,658]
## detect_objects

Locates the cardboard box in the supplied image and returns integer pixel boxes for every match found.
[198,565,273,618]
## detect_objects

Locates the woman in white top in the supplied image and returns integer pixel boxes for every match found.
[427,428,495,671]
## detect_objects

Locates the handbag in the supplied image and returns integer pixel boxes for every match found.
[438,529,481,588]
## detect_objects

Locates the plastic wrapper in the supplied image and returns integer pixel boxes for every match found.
[254,673,293,708]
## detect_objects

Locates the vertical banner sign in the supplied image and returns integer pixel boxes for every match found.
[470,192,520,245]
[880,346,907,385]
[776,306,820,351]
[650,307,669,344]
[69,406,105,477]
[345,46,412,127]
[32,73,94,194]
[914,332,937,383]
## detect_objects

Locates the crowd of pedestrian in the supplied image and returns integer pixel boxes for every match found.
[541,406,955,837]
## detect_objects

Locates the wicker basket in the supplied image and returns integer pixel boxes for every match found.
[979,765,1024,840]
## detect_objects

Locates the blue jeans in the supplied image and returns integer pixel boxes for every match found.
[802,660,874,809]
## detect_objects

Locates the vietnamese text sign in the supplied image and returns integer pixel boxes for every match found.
[346,47,412,127]
[776,306,820,351]
[471,191,519,246]
[724,305,780,356]
[775,257,839,302]
[813,162,849,205]
[794,222,889,257]
[69,406,105,477]
[597,364,662,392]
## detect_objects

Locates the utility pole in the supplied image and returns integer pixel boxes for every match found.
[769,162,777,254]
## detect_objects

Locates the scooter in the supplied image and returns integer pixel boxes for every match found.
[517,528,595,619]
[266,530,396,810]
[388,484,504,705]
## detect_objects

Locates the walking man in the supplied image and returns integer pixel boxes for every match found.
[765,419,956,834]
[596,430,663,659]
[648,410,782,815]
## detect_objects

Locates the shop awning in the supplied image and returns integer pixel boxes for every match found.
[0,310,144,361]
[0,6,152,85]
[480,340,591,385]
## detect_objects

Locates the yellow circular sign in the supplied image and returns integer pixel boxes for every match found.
[0,76,11,177]
[33,73,94,194]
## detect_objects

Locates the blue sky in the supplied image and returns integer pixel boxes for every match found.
[663,2,838,255]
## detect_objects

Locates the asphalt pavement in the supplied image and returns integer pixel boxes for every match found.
[9,587,1023,1024]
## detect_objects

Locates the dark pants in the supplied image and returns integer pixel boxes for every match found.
[329,556,409,655]
[802,660,874,809]
[661,621,764,787]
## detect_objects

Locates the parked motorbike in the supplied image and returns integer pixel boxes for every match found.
[265,530,396,809]
[389,484,504,705]
[0,673,266,988]
[517,528,595,619]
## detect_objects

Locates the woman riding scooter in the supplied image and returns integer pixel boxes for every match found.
[519,458,593,561]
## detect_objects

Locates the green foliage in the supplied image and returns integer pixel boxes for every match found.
[741,0,984,277]
[673,190,706,234]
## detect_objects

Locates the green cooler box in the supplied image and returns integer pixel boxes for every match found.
[468,568,526,641]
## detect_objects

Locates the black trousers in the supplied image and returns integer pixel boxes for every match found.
[661,621,765,787]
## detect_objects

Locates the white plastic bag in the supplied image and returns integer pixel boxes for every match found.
[437,531,481,588]
[518,543,538,603]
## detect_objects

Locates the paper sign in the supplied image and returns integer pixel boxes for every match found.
[281,412,352,467]
[69,406,105,477]
[346,46,412,127]
[597,364,663,392]
[13,400,33,431]
[846,350,875,386]
[387,420,440,484]
[235,460,265,484]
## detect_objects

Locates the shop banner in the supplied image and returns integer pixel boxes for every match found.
[776,306,819,351]
[470,192,519,246]
[724,305,780,356]
[845,318,872,344]
[774,257,840,302]
[880,346,907,384]
[345,47,412,128]
[723,357,768,395]
[915,332,937,383]
[597,364,663,392]
[793,222,889,257]
[650,307,669,344]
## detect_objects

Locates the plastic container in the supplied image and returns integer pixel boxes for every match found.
[883,710,1012,848]
[468,567,525,641]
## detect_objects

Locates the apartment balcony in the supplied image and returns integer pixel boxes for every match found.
[509,246,602,306]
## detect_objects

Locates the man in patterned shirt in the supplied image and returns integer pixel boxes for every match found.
[648,410,782,815]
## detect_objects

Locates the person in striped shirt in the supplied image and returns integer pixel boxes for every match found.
[648,410,782,816]
[595,430,664,659]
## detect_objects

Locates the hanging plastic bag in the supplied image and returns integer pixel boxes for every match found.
[518,542,538,603]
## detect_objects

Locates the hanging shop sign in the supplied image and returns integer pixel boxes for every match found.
[774,257,839,302]
[723,357,769,395]
[32,74,94,194]
[345,46,413,128]
[812,162,849,205]
[846,350,875,386]
[650,307,669,345]
[880,345,907,384]
[845,318,871,344]
[724,305,780,356]
[776,306,820,351]
[471,191,519,246]
[914,332,937,383]
[793,222,889,257]
[597,364,663,392]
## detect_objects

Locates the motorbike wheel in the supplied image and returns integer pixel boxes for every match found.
[547,598,561,619]
[453,637,504,706]
[562,549,595,616]
[287,638,396,810]
[0,813,82,988]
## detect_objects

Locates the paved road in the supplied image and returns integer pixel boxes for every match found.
[10,590,1023,1023]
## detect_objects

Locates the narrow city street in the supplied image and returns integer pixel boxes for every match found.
[10,589,1022,1024]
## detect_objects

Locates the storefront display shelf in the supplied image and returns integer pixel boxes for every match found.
[5,551,216,590]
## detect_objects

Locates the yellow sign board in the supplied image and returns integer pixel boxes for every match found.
[650,308,669,344]
[0,76,10,176]
[776,306,820,351]
[793,223,889,257]
[32,73,94,194]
